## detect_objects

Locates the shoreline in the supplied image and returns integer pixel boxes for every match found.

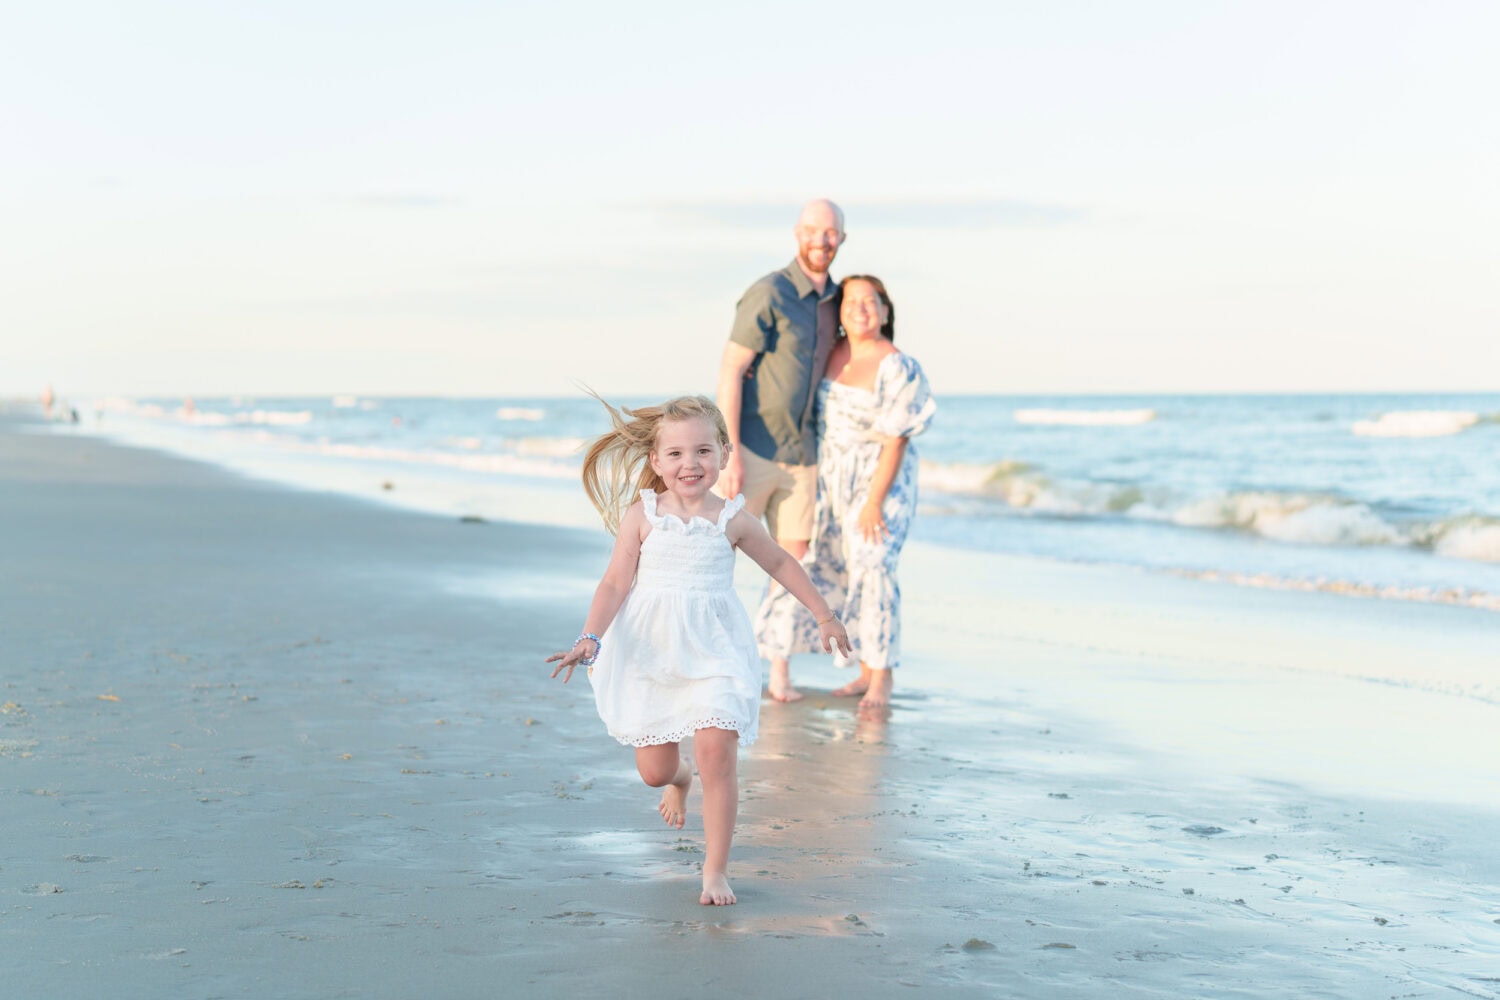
[5,423,1498,998]
[23,400,1500,620]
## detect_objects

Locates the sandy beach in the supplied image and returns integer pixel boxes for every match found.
[4,415,1499,999]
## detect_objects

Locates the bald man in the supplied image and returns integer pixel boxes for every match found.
[717,199,845,702]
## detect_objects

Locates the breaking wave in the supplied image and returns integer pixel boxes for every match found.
[920,460,1500,563]
[1351,410,1486,438]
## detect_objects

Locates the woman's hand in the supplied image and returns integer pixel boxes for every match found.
[857,500,889,543]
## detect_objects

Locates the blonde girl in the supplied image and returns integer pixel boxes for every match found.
[547,394,848,906]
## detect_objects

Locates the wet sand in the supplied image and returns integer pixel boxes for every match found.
[4,419,1499,998]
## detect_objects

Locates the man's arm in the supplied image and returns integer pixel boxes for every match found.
[720,280,775,499]
[716,341,756,498]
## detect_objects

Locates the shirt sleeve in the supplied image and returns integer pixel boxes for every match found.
[873,354,937,440]
[729,280,776,353]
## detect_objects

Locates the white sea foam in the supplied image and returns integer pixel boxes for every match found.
[512,436,586,458]
[922,461,1446,554]
[306,440,576,478]
[1421,516,1500,564]
[332,395,359,408]
[916,460,1018,496]
[1014,408,1156,426]
[1166,568,1500,613]
[95,398,314,426]
[220,409,315,426]
[496,407,546,421]
[1171,492,1405,547]
[1351,410,1481,438]
[919,460,1149,517]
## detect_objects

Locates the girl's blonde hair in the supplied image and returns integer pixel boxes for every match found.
[581,393,732,534]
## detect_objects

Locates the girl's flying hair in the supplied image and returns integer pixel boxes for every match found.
[580,393,731,534]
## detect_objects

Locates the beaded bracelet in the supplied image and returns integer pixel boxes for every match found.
[574,632,602,667]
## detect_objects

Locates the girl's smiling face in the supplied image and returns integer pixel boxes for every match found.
[650,416,728,500]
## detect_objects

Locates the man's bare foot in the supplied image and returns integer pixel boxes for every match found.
[658,770,692,829]
[857,668,893,709]
[700,871,737,906]
[832,664,873,698]
[767,659,803,703]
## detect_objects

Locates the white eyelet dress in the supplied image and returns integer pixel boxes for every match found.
[588,490,760,748]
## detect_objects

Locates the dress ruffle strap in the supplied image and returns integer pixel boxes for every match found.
[639,489,744,536]
[639,488,663,527]
[716,494,746,531]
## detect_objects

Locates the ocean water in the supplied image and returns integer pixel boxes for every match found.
[73,391,1500,612]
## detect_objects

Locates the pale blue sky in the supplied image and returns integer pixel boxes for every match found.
[4,1,1496,398]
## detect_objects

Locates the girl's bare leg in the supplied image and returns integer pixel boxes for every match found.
[692,727,740,905]
[635,743,692,829]
[858,667,893,709]
[832,662,874,698]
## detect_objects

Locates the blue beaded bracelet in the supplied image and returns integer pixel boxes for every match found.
[574,633,601,667]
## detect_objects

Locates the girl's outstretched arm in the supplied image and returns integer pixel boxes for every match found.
[728,511,851,656]
[546,502,646,682]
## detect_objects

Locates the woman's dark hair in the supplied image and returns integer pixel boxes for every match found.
[840,274,895,342]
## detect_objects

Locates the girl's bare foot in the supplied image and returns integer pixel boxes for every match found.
[832,664,873,698]
[700,871,737,906]
[857,668,893,709]
[658,770,692,829]
[768,659,803,703]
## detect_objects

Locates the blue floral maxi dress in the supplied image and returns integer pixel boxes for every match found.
[754,352,936,671]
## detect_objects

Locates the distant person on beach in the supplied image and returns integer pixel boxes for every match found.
[755,276,936,710]
[717,198,845,703]
[547,395,849,906]
[41,385,54,418]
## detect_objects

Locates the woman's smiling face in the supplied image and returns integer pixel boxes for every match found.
[840,279,889,340]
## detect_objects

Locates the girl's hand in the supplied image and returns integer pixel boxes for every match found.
[857,501,888,544]
[819,617,852,657]
[546,637,597,684]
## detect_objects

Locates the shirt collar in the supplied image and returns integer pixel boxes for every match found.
[782,259,837,301]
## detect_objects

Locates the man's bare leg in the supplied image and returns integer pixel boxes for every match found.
[767,538,809,703]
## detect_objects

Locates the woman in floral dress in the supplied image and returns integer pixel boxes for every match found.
[755,275,936,709]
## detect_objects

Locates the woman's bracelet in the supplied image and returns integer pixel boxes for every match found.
[573,632,601,667]
[816,614,839,626]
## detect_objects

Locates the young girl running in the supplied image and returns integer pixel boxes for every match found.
[547,395,849,906]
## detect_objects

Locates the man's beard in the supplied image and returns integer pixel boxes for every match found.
[798,250,832,275]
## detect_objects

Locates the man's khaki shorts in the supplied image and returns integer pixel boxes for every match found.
[734,447,817,544]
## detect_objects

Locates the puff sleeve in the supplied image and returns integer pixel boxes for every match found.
[872,353,937,440]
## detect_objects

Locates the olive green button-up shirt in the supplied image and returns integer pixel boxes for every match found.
[728,260,840,466]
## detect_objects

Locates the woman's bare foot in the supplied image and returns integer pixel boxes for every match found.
[832,664,873,698]
[767,659,803,703]
[857,668,893,709]
[658,770,692,829]
[700,871,737,906]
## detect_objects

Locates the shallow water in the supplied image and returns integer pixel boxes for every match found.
[71,390,1500,613]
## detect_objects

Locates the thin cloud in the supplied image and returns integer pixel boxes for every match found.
[341,194,463,210]
[659,199,1085,230]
